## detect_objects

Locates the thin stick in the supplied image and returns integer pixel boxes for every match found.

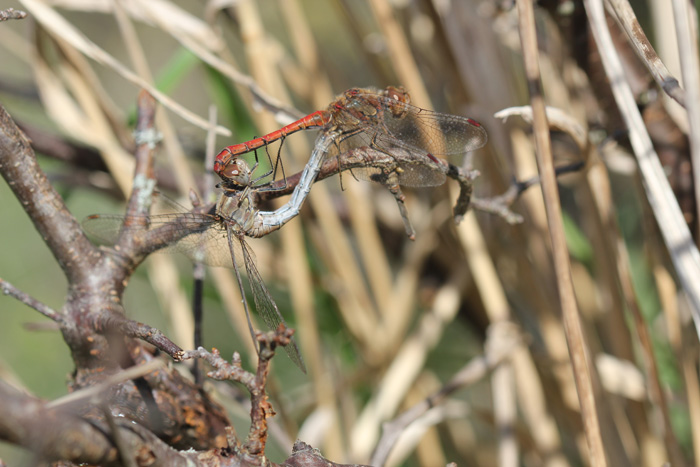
[101,404,138,467]
[0,278,65,324]
[516,0,608,464]
[606,0,686,107]
[95,312,184,360]
[47,360,165,409]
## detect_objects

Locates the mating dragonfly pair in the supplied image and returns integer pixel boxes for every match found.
[83,86,488,372]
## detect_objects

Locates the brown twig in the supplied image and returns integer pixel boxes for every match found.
[95,312,184,361]
[183,325,295,460]
[0,278,65,324]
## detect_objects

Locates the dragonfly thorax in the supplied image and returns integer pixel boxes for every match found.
[216,189,258,233]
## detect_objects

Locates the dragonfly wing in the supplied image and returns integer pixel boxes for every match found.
[332,132,446,187]
[82,214,132,245]
[390,150,447,187]
[82,192,244,269]
[239,237,306,372]
[375,95,488,155]
[171,221,240,268]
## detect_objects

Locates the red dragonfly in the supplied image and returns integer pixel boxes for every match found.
[82,160,306,372]
[214,86,487,191]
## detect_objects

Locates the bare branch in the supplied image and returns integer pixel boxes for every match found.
[0,379,226,466]
[93,311,184,361]
[184,347,255,387]
[0,278,65,324]
[284,441,372,467]
[184,325,296,460]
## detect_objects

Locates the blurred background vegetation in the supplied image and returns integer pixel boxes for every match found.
[0,0,697,466]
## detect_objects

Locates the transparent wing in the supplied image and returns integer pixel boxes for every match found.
[82,193,242,268]
[239,236,306,372]
[331,132,447,187]
[372,94,488,155]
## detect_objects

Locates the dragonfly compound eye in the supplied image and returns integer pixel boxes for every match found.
[385,86,410,105]
[223,164,240,179]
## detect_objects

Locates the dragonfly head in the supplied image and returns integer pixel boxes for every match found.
[217,157,253,189]
[384,86,411,118]
[384,86,410,104]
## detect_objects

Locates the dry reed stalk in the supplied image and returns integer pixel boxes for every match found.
[655,256,700,465]
[19,0,229,136]
[670,0,700,241]
[112,0,198,197]
[367,0,430,106]
[457,212,518,466]
[4,0,698,465]
[33,46,134,194]
[606,0,686,107]
[397,373,447,467]
[351,271,461,460]
[368,3,525,465]
[585,0,700,333]
[517,1,607,466]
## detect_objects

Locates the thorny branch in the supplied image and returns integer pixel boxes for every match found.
[183,325,296,460]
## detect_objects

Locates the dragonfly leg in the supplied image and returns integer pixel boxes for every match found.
[447,163,480,222]
[270,135,287,187]
[249,136,290,193]
[331,127,367,190]
[367,166,416,240]
[384,176,416,241]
